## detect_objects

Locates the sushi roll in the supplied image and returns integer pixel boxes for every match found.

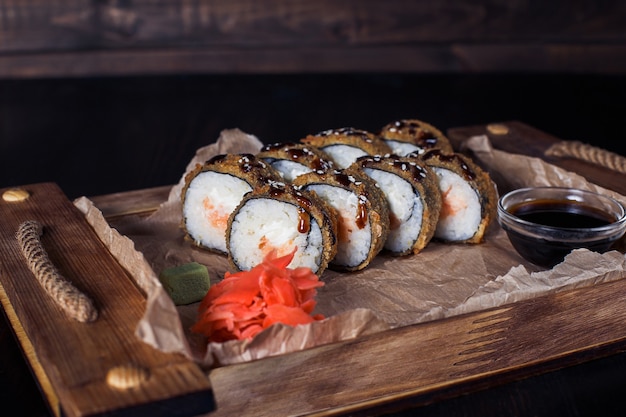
[293,167,390,271]
[226,181,338,276]
[351,154,442,255]
[414,149,498,244]
[379,119,454,156]
[256,142,335,182]
[300,127,392,169]
[181,153,282,254]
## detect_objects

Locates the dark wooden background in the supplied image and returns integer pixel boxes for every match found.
[1,1,626,199]
[2,1,626,77]
[2,73,626,200]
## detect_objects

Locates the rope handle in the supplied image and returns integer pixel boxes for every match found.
[545,141,626,175]
[16,220,98,323]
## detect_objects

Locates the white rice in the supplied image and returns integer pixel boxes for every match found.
[267,159,313,182]
[228,198,324,271]
[363,168,423,253]
[305,183,372,268]
[183,171,252,253]
[319,144,368,169]
[432,167,481,241]
[382,139,422,156]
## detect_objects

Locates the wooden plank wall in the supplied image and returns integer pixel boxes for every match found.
[1,1,626,78]
[1,1,625,198]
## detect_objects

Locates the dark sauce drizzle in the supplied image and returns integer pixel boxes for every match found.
[294,191,313,234]
[355,194,368,229]
[206,154,278,186]
[327,170,369,229]
[206,153,269,172]
[386,120,438,143]
[267,181,312,234]
[238,154,266,173]
[418,149,476,181]
[357,155,428,183]
[261,142,334,172]
[317,127,374,143]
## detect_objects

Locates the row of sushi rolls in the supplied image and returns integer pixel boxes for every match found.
[181,119,498,277]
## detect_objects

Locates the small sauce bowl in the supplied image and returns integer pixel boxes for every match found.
[497,187,626,267]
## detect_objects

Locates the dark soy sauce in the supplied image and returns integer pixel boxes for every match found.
[504,199,617,267]
[510,200,615,229]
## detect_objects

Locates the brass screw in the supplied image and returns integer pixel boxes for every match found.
[106,364,150,390]
[3,188,30,202]
[486,124,509,135]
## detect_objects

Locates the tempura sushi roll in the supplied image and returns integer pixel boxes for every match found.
[351,155,442,255]
[256,142,335,181]
[293,167,389,271]
[181,153,282,254]
[226,182,337,276]
[414,149,497,244]
[380,119,454,156]
[301,127,392,169]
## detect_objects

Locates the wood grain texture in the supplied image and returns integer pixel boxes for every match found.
[0,183,214,417]
[207,281,626,416]
[1,1,626,77]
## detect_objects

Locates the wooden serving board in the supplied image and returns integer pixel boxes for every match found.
[3,121,626,416]
[0,182,214,417]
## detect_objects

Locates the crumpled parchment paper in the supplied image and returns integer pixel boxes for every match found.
[75,130,626,368]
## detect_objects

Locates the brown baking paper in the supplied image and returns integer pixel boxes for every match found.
[75,130,626,368]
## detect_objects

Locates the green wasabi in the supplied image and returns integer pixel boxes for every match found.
[158,262,210,305]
